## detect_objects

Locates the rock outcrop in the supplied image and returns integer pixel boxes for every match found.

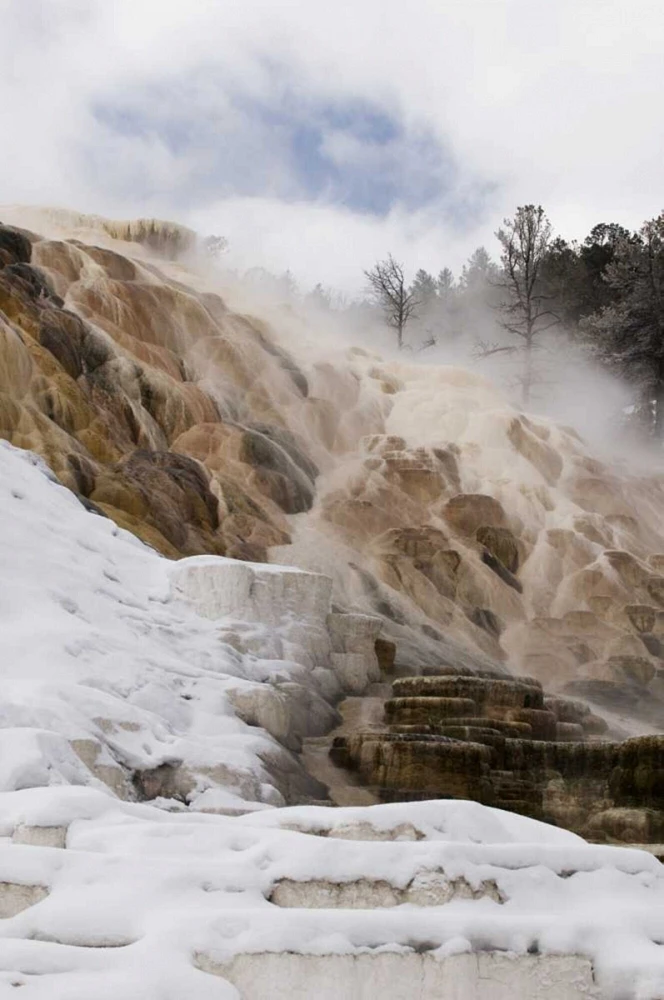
[332,665,664,844]
[0,218,311,561]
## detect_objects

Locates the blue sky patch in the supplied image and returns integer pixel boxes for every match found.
[89,70,470,220]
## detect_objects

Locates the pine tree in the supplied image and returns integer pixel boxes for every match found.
[436,268,455,298]
[584,214,664,437]
[410,269,438,307]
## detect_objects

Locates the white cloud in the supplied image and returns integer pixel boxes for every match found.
[1,0,662,291]
[189,196,475,293]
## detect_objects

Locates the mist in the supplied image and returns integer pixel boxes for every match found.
[2,2,664,294]
[196,238,647,472]
[3,6,664,990]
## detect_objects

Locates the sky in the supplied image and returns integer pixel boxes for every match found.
[1,0,662,292]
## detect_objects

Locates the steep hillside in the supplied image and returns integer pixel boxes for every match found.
[1,212,664,998]
[0,450,661,993]
[2,209,664,729]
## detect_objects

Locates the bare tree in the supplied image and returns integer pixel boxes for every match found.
[492,205,557,404]
[364,254,418,349]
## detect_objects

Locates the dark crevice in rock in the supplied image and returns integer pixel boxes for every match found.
[481,549,523,593]
[0,224,32,266]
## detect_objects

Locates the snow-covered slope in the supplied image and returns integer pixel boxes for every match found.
[0,440,340,811]
[0,790,662,998]
[1,432,664,999]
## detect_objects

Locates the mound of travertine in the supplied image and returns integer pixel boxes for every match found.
[3,210,664,743]
[332,666,664,845]
[0,219,314,561]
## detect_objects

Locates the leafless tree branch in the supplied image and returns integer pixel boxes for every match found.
[364,254,419,349]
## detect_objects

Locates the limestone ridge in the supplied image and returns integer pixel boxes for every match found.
[1,208,198,260]
[2,212,664,763]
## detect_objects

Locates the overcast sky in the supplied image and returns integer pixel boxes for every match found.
[1,0,662,291]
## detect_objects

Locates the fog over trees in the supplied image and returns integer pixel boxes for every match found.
[357,207,664,440]
[211,205,664,443]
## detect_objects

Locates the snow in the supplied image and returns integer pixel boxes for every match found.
[0,440,336,811]
[0,790,661,998]
[171,555,332,626]
[1,440,664,998]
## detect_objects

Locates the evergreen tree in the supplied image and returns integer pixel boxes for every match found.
[578,223,632,316]
[539,223,630,331]
[447,248,502,345]
[584,214,664,437]
[436,267,455,297]
[410,269,438,307]
[460,246,500,291]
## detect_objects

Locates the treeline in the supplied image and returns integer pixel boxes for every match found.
[365,206,664,436]
[206,205,664,438]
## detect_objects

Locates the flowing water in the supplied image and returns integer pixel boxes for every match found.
[301,683,392,806]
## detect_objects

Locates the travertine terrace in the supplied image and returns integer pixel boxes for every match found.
[333,667,664,843]
[2,210,664,717]
[1,211,664,997]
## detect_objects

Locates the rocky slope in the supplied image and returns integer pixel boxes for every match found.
[3,208,664,727]
[1,412,663,998]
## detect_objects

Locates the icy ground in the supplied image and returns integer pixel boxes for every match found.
[1,440,664,998]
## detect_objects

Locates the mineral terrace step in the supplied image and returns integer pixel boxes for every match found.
[0,881,49,918]
[196,951,599,1000]
[269,873,502,908]
[619,843,664,862]
[493,799,543,818]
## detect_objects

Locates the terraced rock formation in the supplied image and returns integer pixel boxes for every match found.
[0,216,311,561]
[331,664,664,844]
[2,208,664,841]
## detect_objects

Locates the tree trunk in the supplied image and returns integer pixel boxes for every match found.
[522,335,533,405]
[655,379,664,440]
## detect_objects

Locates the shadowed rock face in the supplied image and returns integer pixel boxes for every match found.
[0,226,31,267]
[508,416,563,486]
[104,450,222,553]
[476,525,520,573]
[442,494,508,536]
[240,427,316,514]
